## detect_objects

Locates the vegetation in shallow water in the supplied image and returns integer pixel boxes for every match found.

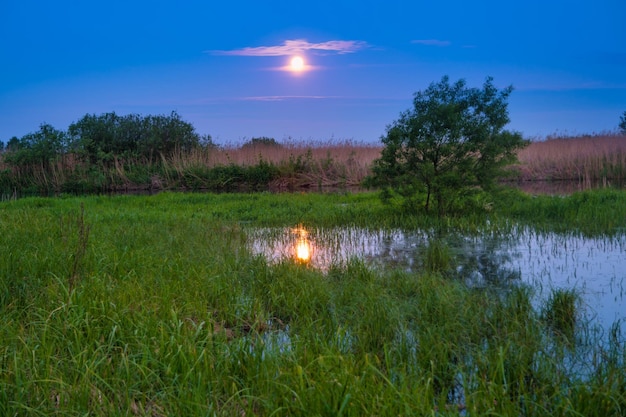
[0,192,625,415]
[493,187,626,235]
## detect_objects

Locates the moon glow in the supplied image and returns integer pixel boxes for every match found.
[290,56,305,72]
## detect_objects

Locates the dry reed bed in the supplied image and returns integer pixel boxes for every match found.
[208,135,626,187]
[165,141,384,188]
[513,134,626,183]
[207,135,626,186]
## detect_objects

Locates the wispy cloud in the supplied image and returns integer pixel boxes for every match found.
[209,39,368,56]
[411,39,451,47]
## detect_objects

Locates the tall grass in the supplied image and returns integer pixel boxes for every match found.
[162,140,382,190]
[513,133,626,186]
[1,192,625,415]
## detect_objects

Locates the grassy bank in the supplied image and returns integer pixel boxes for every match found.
[1,191,625,415]
[2,134,626,196]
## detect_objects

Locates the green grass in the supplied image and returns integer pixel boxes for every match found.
[493,187,626,235]
[1,190,625,415]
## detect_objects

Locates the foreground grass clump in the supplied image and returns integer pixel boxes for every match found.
[542,288,580,342]
[1,192,625,416]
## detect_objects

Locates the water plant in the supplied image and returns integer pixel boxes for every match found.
[542,288,580,342]
[423,239,452,274]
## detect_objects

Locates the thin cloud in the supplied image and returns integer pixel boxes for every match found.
[209,39,368,56]
[411,39,451,47]
[266,64,324,72]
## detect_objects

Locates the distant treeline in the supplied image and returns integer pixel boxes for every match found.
[0,111,272,195]
[0,112,377,196]
[1,111,211,168]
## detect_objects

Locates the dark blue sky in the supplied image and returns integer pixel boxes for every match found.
[1,0,625,144]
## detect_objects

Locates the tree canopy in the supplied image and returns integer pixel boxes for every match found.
[67,111,201,165]
[2,123,67,169]
[368,76,527,216]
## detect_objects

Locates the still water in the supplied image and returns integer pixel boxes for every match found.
[248,226,626,333]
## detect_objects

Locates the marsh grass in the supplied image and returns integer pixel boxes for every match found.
[542,288,580,343]
[423,239,453,274]
[494,187,626,235]
[1,192,625,415]
[59,202,91,292]
[512,133,626,186]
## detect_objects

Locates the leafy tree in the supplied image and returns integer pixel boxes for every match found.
[3,124,67,169]
[199,134,218,149]
[138,112,202,161]
[619,111,626,135]
[68,111,201,166]
[6,137,20,151]
[368,76,526,217]
[67,112,126,165]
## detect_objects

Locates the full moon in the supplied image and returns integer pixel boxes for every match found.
[290,56,305,72]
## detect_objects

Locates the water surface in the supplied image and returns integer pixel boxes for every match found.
[248,226,626,334]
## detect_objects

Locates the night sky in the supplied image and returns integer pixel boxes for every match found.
[2,0,625,144]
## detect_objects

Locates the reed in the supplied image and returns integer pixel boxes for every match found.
[162,140,382,189]
[513,133,626,185]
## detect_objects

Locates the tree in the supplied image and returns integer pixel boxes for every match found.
[67,112,126,165]
[6,137,20,152]
[3,124,67,169]
[138,112,202,161]
[241,137,282,150]
[619,111,626,135]
[68,111,201,166]
[368,76,526,217]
